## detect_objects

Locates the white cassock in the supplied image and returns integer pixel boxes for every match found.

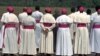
[18,12,27,46]
[56,15,73,56]
[39,13,56,54]
[1,12,19,54]
[32,11,43,48]
[19,15,36,55]
[90,12,100,53]
[68,12,77,40]
[74,12,91,54]
[0,26,3,48]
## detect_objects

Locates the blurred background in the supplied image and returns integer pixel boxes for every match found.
[0,0,99,7]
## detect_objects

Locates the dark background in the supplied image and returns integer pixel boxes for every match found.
[0,0,99,7]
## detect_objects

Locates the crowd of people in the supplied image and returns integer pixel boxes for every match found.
[0,5,100,56]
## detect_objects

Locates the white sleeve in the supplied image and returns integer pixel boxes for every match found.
[40,12,43,17]
[48,16,56,31]
[14,15,19,23]
[52,16,56,23]
[18,14,22,23]
[32,12,35,17]
[40,23,45,31]
[90,14,94,21]
[40,16,44,23]
[1,14,7,23]
[40,16,45,30]
[33,18,36,28]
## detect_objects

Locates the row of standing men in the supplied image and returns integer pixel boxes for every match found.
[0,5,100,56]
